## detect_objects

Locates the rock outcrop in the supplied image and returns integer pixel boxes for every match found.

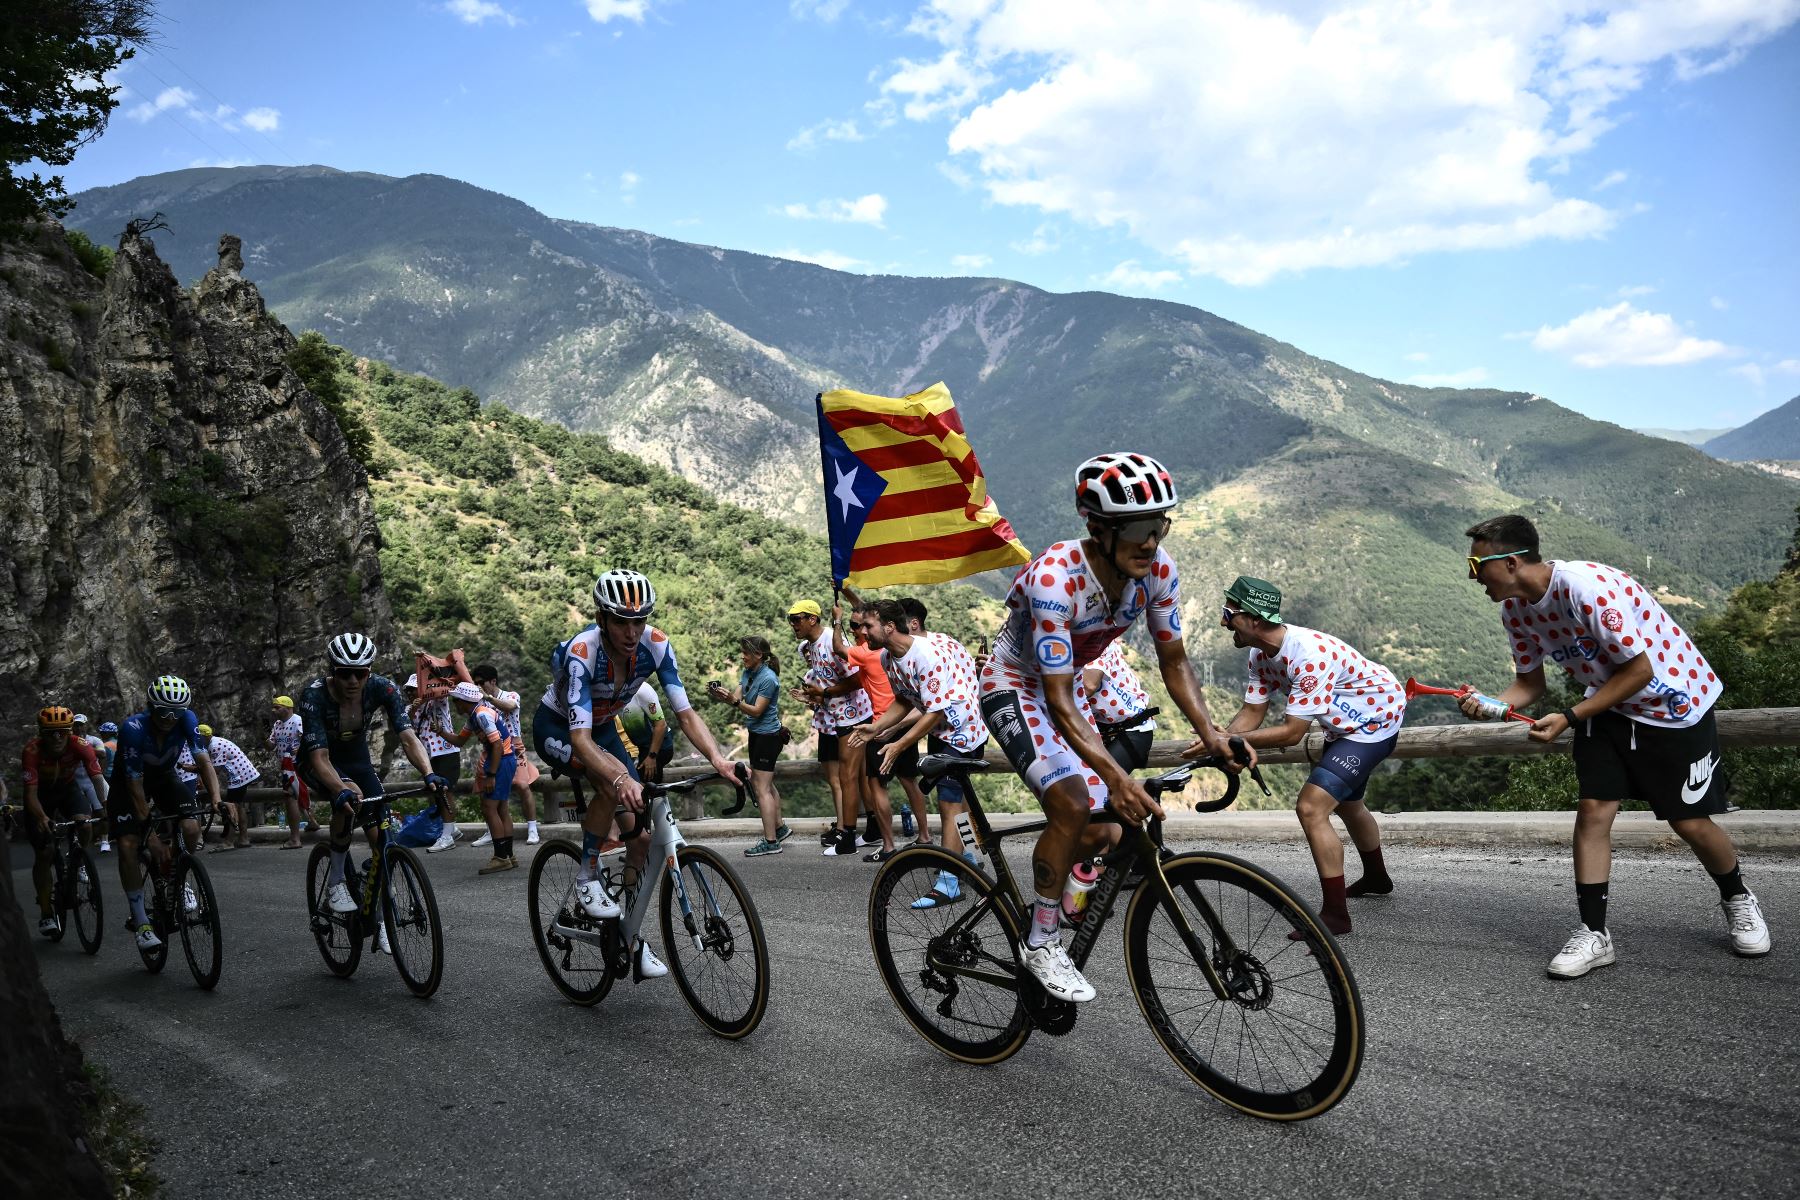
[0,222,394,741]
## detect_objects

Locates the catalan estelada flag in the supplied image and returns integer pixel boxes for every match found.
[817,383,1030,587]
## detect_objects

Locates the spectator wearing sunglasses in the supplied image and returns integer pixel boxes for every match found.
[1219,576,1404,936]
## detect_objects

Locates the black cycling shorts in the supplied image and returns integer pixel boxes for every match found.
[1572,709,1728,821]
[300,761,390,827]
[816,732,841,764]
[106,768,195,838]
[747,731,785,773]
[864,736,920,782]
[1102,726,1155,775]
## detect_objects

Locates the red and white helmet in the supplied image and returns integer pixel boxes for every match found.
[1074,453,1178,518]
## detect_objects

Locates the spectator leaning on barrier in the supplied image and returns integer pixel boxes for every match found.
[708,635,790,857]
[471,664,541,845]
[269,696,314,848]
[179,725,262,850]
[405,673,463,854]
[1220,576,1402,937]
[1461,513,1771,977]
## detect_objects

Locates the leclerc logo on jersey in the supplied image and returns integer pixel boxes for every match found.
[1647,676,1693,718]
[1040,637,1073,669]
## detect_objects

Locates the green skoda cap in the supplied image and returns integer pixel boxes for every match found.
[1225,575,1282,623]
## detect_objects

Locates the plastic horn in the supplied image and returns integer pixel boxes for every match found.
[1402,677,1537,725]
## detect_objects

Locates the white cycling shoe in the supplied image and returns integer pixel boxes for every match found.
[577,879,621,920]
[182,884,199,915]
[1021,940,1096,1003]
[39,915,60,937]
[134,923,163,950]
[374,921,392,955]
[326,880,359,914]
[635,940,668,979]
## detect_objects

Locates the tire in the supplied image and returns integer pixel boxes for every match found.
[382,846,443,999]
[1123,851,1364,1121]
[138,869,171,975]
[658,845,770,1039]
[176,856,223,991]
[527,839,616,1007]
[306,843,362,979]
[867,845,1031,1065]
[46,850,67,944]
[70,845,104,955]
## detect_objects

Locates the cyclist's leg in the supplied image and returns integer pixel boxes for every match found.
[590,724,648,874]
[106,775,151,927]
[28,808,56,918]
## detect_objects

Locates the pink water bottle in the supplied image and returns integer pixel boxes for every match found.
[1061,859,1102,923]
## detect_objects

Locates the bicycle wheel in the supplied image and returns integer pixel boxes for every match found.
[46,851,68,944]
[868,845,1031,1065]
[138,871,171,974]
[176,856,223,990]
[658,845,770,1039]
[70,845,104,955]
[1124,851,1363,1121]
[527,839,617,1006]
[305,844,362,978]
[382,846,443,998]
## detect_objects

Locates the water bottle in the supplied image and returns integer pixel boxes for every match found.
[1061,859,1102,923]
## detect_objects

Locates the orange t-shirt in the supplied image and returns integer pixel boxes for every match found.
[844,643,892,716]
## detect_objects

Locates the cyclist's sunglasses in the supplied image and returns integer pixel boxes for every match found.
[149,705,185,720]
[333,667,371,681]
[1467,550,1528,579]
[1107,515,1172,543]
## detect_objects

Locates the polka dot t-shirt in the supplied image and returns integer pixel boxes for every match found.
[1246,625,1405,744]
[882,632,990,753]
[1504,561,1717,727]
[1088,640,1153,726]
[993,540,1183,677]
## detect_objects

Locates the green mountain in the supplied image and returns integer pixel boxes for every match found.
[68,166,1800,690]
[1703,394,1800,461]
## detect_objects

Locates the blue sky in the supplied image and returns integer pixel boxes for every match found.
[60,0,1800,430]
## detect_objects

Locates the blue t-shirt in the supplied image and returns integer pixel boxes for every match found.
[739,665,783,736]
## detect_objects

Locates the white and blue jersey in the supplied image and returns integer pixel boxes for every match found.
[540,624,692,732]
[112,709,207,782]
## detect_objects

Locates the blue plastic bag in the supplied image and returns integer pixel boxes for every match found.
[394,807,443,848]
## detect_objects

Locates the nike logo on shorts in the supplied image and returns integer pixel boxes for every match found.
[1680,753,1718,806]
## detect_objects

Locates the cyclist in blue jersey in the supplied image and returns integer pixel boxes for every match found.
[297,633,451,930]
[108,675,223,950]
[532,569,740,980]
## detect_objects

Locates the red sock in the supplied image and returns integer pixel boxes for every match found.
[1346,848,1393,897]
[1318,875,1350,934]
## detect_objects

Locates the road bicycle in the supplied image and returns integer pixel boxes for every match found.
[304,783,444,998]
[868,750,1365,1121]
[131,804,224,990]
[3,806,105,954]
[528,768,770,1038]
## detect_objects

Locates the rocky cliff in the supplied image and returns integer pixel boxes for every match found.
[0,222,394,744]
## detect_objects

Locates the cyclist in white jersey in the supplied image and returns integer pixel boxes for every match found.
[981,452,1249,1003]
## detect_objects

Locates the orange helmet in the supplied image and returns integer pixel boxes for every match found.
[37,705,76,730]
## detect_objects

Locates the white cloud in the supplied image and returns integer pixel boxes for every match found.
[1777,359,1800,374]
[619,170,640,204]
[1010,221,1059,255]
[1403,351,1430,363]
[1729,363,1764,388]
[586,0,649,22]
[1100,260,1182,291]
[1710,295,1729,310]
[772,248,869,271]
[242,107,281,133]
[445,0,520,25]
[127,86,196,122]
[1527,302,1732,368]
[781,193,887,226]
[792,0,849,20]
[877,0,1800,283]
[1616,283,1656,298]
[1407,367,1492,387]
[787,117,865,152]
[951,253,992,270]
[187,157,254,169]
[1594,169,1629,191]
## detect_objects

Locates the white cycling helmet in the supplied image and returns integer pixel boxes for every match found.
[1075,452,1178,518]
[327,632,378,668]
[147,675,192,709]
[593,569,656,619]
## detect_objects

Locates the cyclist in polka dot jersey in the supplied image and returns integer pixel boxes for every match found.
[981,452,1248,1005]
[1461,514,1770,979]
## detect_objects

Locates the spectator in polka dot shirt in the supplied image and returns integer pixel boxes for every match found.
[1461,514,1769,979]
[1220,575,1403,937]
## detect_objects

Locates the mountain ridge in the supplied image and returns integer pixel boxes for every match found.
[1703,394,1800,461]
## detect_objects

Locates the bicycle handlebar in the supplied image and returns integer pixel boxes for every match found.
[919,736,1270,816]
[614,764,749,841]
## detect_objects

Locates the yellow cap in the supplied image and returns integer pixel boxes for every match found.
[787,599,822,617]
[273,695,294,709]
[196,724,213,737]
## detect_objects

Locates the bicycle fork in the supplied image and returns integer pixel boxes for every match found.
[1125,827,1239,1003]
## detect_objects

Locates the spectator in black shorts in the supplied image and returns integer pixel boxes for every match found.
[708,636,791,857]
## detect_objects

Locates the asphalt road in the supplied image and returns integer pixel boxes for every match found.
[16,832,1800,1200]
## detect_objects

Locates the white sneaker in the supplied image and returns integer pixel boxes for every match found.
[635,940,668,979]
[472,831,493,847]
[1020,940,1096,1003]
[134,923,162,950]
[526,826,540,845]
[1722,892,1772,956]
[39,915,60,937]
[428,830,457,854]
[326,880,358,914]
[1547,925,1615,978]
[182,884,199,914]
[98,838,111,853]
[374,921,392,955]
[577,879,620,920]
